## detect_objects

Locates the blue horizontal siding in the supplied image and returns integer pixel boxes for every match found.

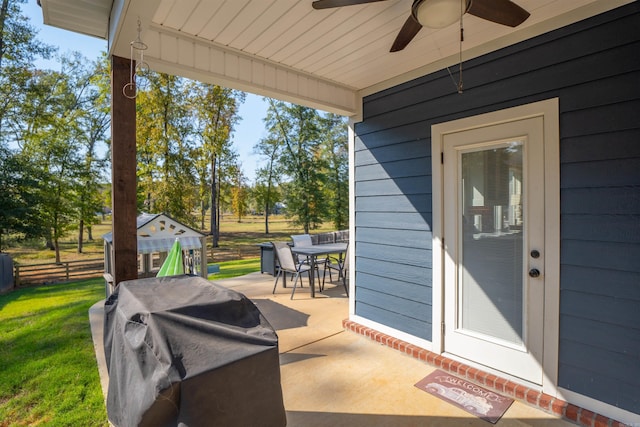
[357,242,431,268]
[357,288,430,323]
[357,272,432,305]
[561,130,640,163]
[355,302,431,341]
[561,187,640,215]
[560,157,640,188]
[354,122,429,149]
[559,364,639,413]
[356,212,432,231]
[356,177,431,196]
[356,157,431,181]
[561,99,640,138]
[357,227,433,250]
[355,140,430,167]
[357,257,430,285]
[354,2,640,413]
[560,339,640,386]
[560,265,640,300]
[356,194,432,214]
[560,316,640,361]
[560,290,640,326]
[561,214,640,243]
[561,240,640,273]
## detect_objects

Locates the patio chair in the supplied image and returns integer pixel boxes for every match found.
[322,244,349,296]
[290,234,326,284]
[272,241,312,299]
[291,234,313,247]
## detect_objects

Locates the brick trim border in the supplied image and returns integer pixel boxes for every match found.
[343,319,629,427]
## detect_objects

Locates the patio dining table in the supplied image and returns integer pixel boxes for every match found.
[291,242,347,298]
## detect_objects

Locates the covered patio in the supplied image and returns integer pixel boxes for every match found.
[40,1,639,425]
[89,273,574,426]
[37,0,632,287]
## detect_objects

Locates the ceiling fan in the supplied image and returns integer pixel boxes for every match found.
[312,0,530,52]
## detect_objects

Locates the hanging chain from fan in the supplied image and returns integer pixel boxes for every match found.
[448,1,464,94]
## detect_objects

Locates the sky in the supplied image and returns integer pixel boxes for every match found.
[21,1,269,183]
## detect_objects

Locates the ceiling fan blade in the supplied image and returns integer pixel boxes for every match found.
[390,15,423,52]
[467,0,530,27]
[312,0,388,10]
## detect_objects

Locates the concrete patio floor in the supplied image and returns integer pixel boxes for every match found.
[89,272,574,426]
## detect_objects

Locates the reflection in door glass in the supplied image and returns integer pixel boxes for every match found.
[459,141,524,345]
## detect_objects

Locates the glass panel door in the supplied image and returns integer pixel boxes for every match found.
[442,116,545,385]
[459,141,524,346]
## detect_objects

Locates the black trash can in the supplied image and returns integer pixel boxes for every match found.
[104,275,286,427]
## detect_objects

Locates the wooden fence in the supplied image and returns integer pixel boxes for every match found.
[14,258,104,286]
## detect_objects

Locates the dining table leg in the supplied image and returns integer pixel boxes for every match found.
[309,255,316,297]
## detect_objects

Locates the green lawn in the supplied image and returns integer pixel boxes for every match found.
[0,278,108,426]
[0,259,262,426]
[208,258,260,280]
[5,214,338,265]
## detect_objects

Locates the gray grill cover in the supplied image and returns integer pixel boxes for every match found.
[104,275,286,427]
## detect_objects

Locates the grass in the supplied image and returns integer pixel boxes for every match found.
[0,278,108,426]
[208,258,261,280]
[0,260,273,426]
[5,214,338,265]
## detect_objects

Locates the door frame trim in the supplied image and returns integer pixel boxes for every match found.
[431,98,560,396]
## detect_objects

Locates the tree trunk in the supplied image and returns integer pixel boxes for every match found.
[77,219,84,253]
[54,236,61,264]
[216,177,221,239]
[209,154,219,248]
[200,200,205,231]
[264,168,271,235]
[0,0,9,71]
[87,226,93,241]
[45,232,55,250]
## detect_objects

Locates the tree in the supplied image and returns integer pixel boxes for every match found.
[253,134,284,234]
[0,144,45,250]
[0,0,54,144]
[136,72,198,227]
[70,53,110,253]
[0,3,113,260]
[230,166,249,223]
[189,82,245,244]
[264,99,326,233]
[215,145,241,222]
[19,67,86,262]
[319,113,349,230]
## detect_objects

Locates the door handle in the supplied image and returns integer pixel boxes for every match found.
[529,268,540,278]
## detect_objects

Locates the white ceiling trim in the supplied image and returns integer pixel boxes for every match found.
[40,0,111,39]
[142,24,360,116]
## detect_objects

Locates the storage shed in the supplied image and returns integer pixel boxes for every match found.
[103,213,207,296]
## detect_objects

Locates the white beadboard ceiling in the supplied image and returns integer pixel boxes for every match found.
[40,0,632,116]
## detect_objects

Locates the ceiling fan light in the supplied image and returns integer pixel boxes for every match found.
[414,0,464,29]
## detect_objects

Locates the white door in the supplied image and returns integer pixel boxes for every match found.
[442,116,545,385]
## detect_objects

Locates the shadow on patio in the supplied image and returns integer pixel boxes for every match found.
[89,272,573,426]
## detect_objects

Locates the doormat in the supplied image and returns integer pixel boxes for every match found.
[415,370,513,424]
